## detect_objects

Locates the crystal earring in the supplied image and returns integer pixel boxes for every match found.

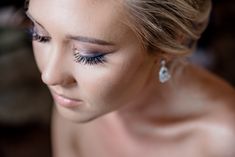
[159,59,171,83]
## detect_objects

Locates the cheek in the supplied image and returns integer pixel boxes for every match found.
[75,66,123,105]
[32,43,48,72]
[76,52,150,107]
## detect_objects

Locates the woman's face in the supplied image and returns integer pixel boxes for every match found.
[28,0,158,122]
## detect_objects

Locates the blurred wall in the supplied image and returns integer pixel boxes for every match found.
[0,2,52,157]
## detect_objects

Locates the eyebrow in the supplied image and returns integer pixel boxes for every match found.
[25,11,115,46]
[67,35,114,46]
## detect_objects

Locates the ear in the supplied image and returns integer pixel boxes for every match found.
[151,50,176,66]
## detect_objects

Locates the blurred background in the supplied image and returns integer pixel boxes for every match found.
[0,1,52,157]
[0,0,235,157]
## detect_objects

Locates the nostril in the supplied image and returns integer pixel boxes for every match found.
[62,76,77,87]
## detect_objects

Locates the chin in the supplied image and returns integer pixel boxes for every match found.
[56,105,107,124]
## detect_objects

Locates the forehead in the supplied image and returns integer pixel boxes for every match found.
[28,0,130,43]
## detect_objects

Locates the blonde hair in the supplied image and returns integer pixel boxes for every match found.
[123,0,212,55]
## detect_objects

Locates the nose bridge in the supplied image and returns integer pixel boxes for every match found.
[42,43,73,86]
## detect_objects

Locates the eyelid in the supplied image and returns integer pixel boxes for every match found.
[73,50,107,65]
[30,26,51,41]
[73,48,106,57]
[33,23,50,36]
[27,25,51,43]
[72,43,116,55]
[25,12,50,36]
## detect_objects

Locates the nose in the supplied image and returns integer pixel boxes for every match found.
[41,47,76,87]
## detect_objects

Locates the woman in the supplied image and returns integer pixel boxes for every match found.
[25,0,235,156]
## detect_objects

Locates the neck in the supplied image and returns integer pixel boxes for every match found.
[113,58,204,136]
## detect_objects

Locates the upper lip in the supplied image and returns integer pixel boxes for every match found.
[51,90,81,101]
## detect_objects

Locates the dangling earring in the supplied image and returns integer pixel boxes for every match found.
[159,59,171,83]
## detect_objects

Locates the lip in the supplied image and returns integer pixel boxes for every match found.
[51,91,82,108]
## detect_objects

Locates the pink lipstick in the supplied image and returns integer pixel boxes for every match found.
[52,92,82,108]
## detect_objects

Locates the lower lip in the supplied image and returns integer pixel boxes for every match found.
[52,93,82,108]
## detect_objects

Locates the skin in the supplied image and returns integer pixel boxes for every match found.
[28,0,235,156]
[28,0,160,123]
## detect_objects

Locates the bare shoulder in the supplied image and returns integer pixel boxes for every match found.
[181,64,235,156]
[51,107,79,157]
[186,63,235,98]
[198,106,235,157]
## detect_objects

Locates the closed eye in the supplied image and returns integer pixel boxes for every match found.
[73,49,106,65]
[25,11,51,43]
[26,27,51,43]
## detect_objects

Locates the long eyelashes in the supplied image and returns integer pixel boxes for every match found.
[32,32,51,43]
[27,26,106,65]
[73,49,106,65]
[27,27,51,43]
